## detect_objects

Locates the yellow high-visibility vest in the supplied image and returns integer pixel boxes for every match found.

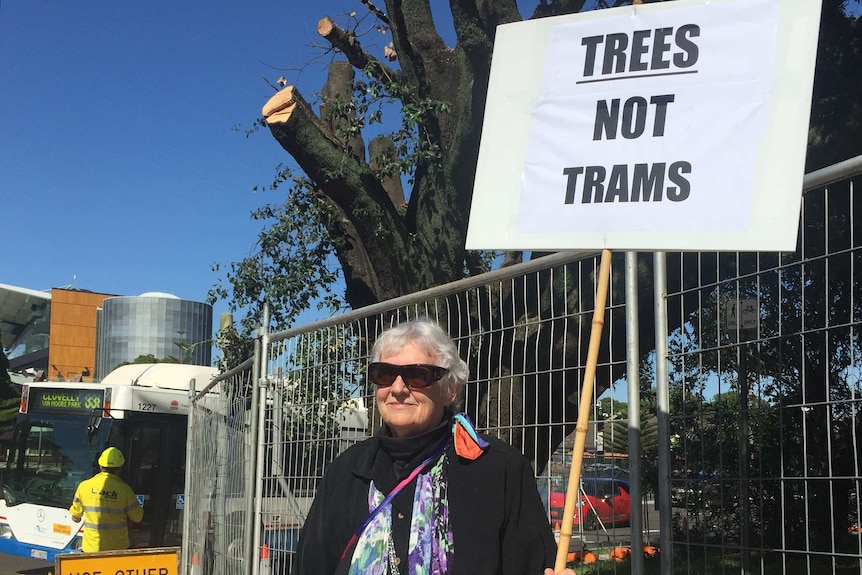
[69,472,144,552]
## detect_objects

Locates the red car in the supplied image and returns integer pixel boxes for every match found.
[549,478,631,530]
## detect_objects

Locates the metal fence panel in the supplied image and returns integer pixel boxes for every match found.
[258,251,630,573]
[184,157,862,574]
[665,167,862,573]
[185,359,257,575]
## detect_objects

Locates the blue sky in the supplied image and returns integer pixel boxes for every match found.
[3,0,856,332]
[0,0,430,325]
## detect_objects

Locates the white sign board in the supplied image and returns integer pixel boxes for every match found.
[466,0,821,251]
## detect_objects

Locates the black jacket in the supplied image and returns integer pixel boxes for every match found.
[292,429,557,575]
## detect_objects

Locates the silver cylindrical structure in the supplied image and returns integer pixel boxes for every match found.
[95,293,212,378]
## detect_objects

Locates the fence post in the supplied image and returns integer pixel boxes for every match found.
[181,378,197,575]
[654,251,672,574]
[250,303,270,575]
[625,252,644,574]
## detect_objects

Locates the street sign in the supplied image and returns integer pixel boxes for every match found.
[725,298,758,331]
[55,547,179,575]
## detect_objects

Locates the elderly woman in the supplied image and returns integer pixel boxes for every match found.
[292,318,575,575]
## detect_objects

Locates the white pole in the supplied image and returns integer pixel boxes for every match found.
[625,252,644,573]
[251,303,270,575]
[654,252,672,574]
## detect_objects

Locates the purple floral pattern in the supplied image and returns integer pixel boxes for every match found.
[349,454,453,575]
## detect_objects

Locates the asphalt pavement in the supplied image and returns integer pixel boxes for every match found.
[0,552,52,575]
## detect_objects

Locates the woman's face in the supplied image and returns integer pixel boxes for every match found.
[376,341,456,438]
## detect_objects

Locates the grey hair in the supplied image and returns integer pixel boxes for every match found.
[371,318,468,398]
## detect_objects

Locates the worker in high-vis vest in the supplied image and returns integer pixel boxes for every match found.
[69,447,143,552]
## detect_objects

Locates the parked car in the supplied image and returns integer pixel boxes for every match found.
[549,478,631,530]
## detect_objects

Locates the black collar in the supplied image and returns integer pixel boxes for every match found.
[353,412,454,493]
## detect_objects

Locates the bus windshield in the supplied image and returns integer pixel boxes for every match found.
[4,412,111,508]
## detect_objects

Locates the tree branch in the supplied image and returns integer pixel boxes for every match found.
[368,135,406,214]
[262,87,388,215]
[317,17,401,92]
[320,61,365,161]
[359,0,390,25]
[531,0,589,19]
[383,0,456,101]
[262,85,417,298]
[317,197,386,308]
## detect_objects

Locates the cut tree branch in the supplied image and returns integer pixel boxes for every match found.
[262,85,416,297]
[318,17,401,92]
[263,86,388,214]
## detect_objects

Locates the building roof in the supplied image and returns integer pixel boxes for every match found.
[0,283,51,351]
[138,291,180,299]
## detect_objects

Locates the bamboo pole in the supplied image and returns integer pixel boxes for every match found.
[554,249,613,572]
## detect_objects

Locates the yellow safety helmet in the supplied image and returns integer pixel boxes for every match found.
[98,447,125,468]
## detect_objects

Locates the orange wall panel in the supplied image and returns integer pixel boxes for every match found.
[47,288,113,382]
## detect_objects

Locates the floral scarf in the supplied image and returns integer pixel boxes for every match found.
[346,413,488,575]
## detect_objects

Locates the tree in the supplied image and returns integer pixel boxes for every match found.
[806,0,862,171]
[0,350,23,434]
[209,0,618,329]
[211,0,862,468]
[209,0,628,468]
[0,349,11,394]
[0,397,18,433]
[212,0,862,325]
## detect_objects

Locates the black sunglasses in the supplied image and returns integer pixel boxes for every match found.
[368,362,449,389]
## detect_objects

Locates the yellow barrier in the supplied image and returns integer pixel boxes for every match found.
[55,547,179,575]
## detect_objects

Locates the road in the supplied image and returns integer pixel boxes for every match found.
[556,499,663,552]
[0,552,52,575]
[3,503,664,573]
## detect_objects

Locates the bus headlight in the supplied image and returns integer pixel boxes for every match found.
[0,523,13,539]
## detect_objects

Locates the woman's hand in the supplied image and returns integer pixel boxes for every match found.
[544,569,576,575]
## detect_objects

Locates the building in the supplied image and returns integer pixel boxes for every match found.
[0,284,212,382]
[95,292,212,378]
[0,284,114,382]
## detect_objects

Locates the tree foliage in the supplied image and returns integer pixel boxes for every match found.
[208,0,862,468]
[664,176,862,550]
[211,0,862,331]
[807,0,862,170]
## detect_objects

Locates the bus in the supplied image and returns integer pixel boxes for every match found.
[0,363,219,561]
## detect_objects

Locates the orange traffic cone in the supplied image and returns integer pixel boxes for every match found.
[190,551,201,575]
[260,543,271,575]
[610,547,631,562]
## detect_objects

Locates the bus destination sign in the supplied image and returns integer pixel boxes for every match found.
[30,388,104,413]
